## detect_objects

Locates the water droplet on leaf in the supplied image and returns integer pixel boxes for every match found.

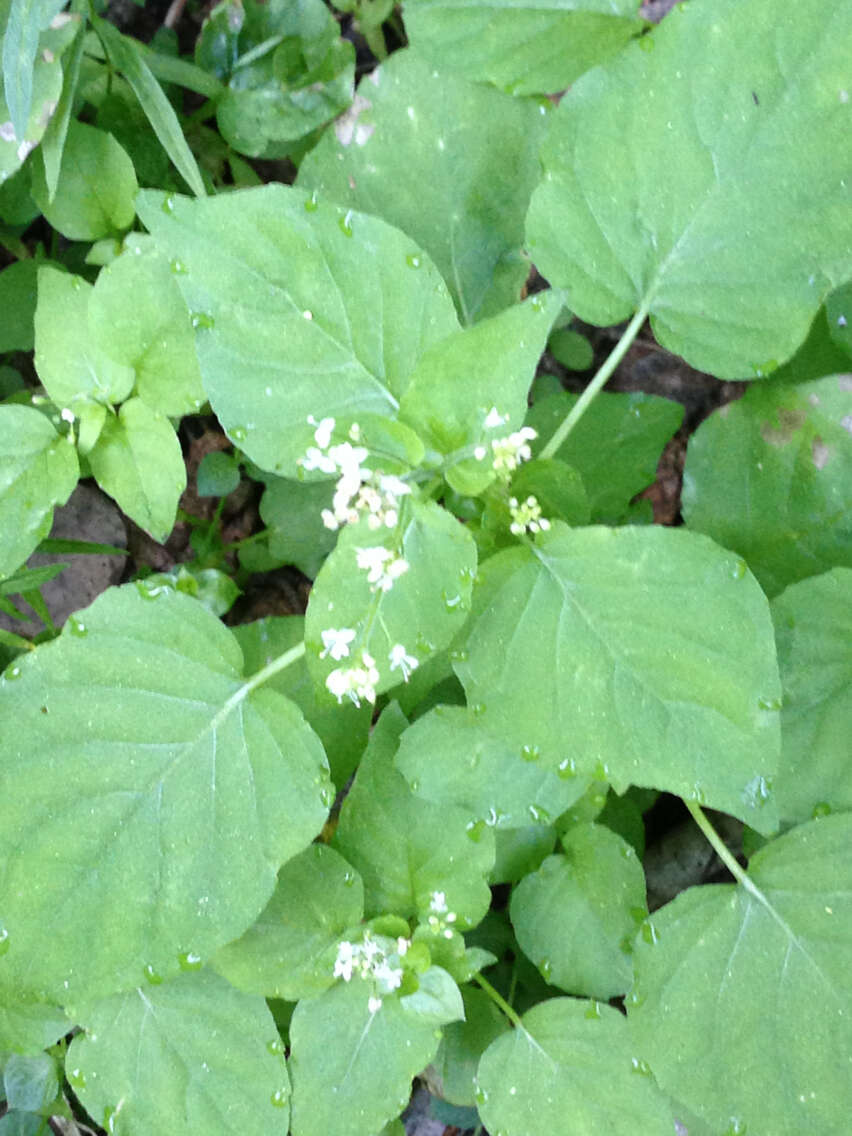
[191,312,214,330]
[338,212,353,237]
[178,950,203,971]
[406,253,421,268]
[557,758,576,779]
[539,959,553,981]
[520,744,540,762]
[585,1000,601,1019]
[271,1088,289,1108]
[641,920,659,946]
[230,426,247,443]
[267,1038,285,1056]
[304,190,319,212]
[143,963,163,984]
[170,259,187,274]
[466,819,486,843]
[812,801,832,818]
[631,1057,653,1076]
[758,695,782,711]
[67,1068,87,1090]
[0,927,10,955]
[161,195,175,214]
[68,617,87,637]
[731,559,747,579]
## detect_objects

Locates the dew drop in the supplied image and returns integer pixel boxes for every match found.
[471,702,486,717]
[812,801,832,818]
[641,920,659,946]
[723,1120,747,1136]
[339,212,353,237]
[170,258,187,274]
[304,190,319,212]
[342,870,357,887]
[631,1057,653,1076]
[143,963,163,984]
[5,665,22,680]
[539,958,553,981]
[557,757,577,779]
[67,1068,87,1090]
[758,695,782,711]
[0,927,10,956]
[103,1105,117,1132]
[230,426,247,443]
[474,1086,488,1106]
[442,591,463,610]
[520,744,540,762]
[626,988,645,1008]
[406,253,421,269]
[178,950,203,971]
[68,617,87,637]
[409,778,421,793]
[319,785,334,809]
[690,783,707,805]
[191,311,215,330]
[271,1088,289,1108]
[466,819,487,843]
[585,1000,601,1020]
[530,294,545,312]
[449,648,468,663]
[528,804,551,825]
[161,194,175,214]
[744,775,772,808]
[731,559,747,579]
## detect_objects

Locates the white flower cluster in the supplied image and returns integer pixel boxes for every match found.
[425,890,458,940]
[472,408,538,482]
[333,931,410,1014]
[509,495,551,536]
[355,546,409,592]
[299,417,411,532]
[322,633,419,705]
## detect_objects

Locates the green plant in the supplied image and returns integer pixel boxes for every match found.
[1,0,851,1134]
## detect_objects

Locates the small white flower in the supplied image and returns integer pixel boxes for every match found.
[373,959,403,991]
[508,494,551,536]
[492,427,537,479]
[473,445,487,461]
[355,547,409,592]
[301,446,337,474]
[389,644,418,682]
[484,406,507,429]
[320,627,356,661]
[326,650,379,707]
[430,891,448,914]
[348,423,361,441]
[333,941,355,982]
[397,937,410,956]
[60,407,76,424]
[368,995,383,1014]
[313,416,336,449]
[379,474,411,499]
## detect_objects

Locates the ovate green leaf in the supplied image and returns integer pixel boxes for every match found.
[212,843,364,1000]
[0,1001,71,1055]
[136,184,459,477]
[682,374,852,596]
[67,969,290,1135]
[454,523,781,832]
[0,404,78,579]
[30,120,137,240]
[510,824,646,998]
[476,997,674,1135]
[628,814,852,1135]
[0,585,331,1002]
[298,49,549,323]
[87,398,185,542]
[771,569,852,825]
[403,0,641,95]
[526,0,852,377]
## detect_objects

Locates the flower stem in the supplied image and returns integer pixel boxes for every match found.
[684,800,769,911]
[474,972,523,1029]
[539,303,650,461]
[242,641,306,696]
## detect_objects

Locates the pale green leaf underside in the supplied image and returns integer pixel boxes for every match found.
[476,997,674,1135]
[0,404,78,579]
[212,843,364,1001]
[0,585,331,1003]
[629,813,852,1135]
[403,0,642,95]
[68,969,290,1135]
[298,49,549,323]
[526,0,852,378]
[136,184,459,477]
[771,569,852,825]
[454,523,781,832]
[682,374,852,596]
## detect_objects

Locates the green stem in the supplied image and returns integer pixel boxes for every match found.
[539,303,650,461]
[685,800,767,908]
[474,973,523,1029]
[241,640,305,697]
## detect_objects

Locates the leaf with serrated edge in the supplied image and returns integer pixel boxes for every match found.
[526,0,852,378]
[628,813,852,1135]
[67,969,290,1135]
[0,584,331,1003]
[454,523,781,832]
[476,997,673,1135]
[136,184,459,477]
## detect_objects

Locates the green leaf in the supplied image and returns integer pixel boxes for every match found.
[826,281,852,360]
[298,49,549,323]
[510,823,646,998]
[34,267,136,409]
[432,986,508,1106]
[259,476,338,579]
[196,451,240,497]
[454,523,782,832]
[30,120,137,240]
[526,0,852,378]
[0,404,78,579]
[3,1051,58,1112]
[628,813,852,1135]
[92,17,206,198]
[136,184,459,477]
[305,496,476,702]
[288,976,450,1136]
[0,1000,71,1055]
[87,398,185,542]
[67,969,291,1135]
[39,18,84,202]
[0,11,79,184]
[205,0,355,158]
[398,290,563,494]
[0,584,331,1003]
[0,258,38,352]
[682,374,852,596]
[141,565,241,618]
[395,706,589,831]
[87,245,206,417]
[334,704,495,926]
[476,997,674,1135]
[233,614,371,789]
[771,569,852,826]
[403,0,642,95]
[527,390,683,522]
[212,843,365,1000]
